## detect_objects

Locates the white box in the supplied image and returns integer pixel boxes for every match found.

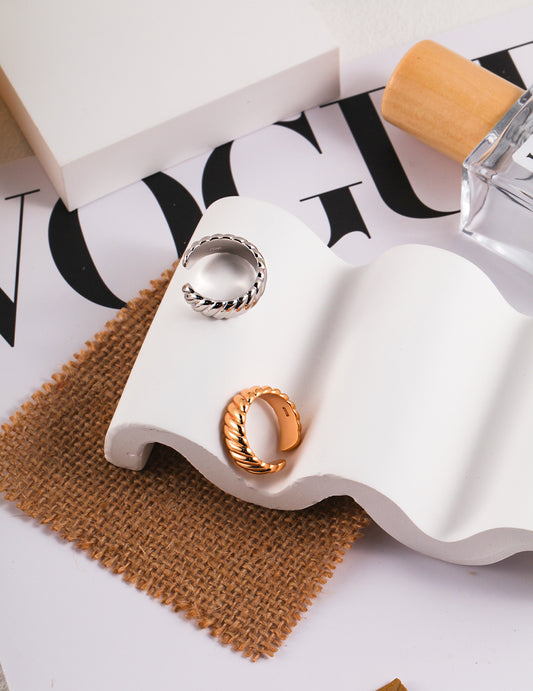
[0,0,339,210]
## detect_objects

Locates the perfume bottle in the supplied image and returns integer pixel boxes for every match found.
[381,40,533,275]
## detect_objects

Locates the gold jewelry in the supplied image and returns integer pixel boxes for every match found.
[222,386,302,474]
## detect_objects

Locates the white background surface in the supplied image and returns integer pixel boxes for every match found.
[2,2,533,690]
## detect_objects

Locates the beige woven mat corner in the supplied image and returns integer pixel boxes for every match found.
[0,267,369,660]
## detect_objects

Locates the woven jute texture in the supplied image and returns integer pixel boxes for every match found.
[0,267,369,660]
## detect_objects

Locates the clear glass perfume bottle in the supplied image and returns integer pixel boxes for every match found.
[462,88,533,274]
[381,40,533,275]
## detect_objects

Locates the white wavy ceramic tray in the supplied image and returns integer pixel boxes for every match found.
[105,197,533,565]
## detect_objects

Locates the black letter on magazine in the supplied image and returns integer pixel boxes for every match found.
[202,142,239,208]
[143,172,202,257]
[301,183,370,247]
[48,200,126,310]
[0,189,40,347]
[275,112,321,153]
[334,93,457,219]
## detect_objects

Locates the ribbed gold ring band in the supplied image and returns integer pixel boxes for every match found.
[222,386,302,474]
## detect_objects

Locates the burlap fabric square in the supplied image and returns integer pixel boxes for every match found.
[0,267,369,660]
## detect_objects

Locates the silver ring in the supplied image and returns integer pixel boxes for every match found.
[181,234,267,319]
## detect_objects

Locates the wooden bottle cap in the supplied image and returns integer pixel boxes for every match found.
[381,40,524,162]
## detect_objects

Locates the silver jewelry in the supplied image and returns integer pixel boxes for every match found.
[181,234,267,319]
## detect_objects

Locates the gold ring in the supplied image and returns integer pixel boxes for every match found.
[222,386,302,474]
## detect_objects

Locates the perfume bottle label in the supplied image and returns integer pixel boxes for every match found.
[512,135,533,172]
